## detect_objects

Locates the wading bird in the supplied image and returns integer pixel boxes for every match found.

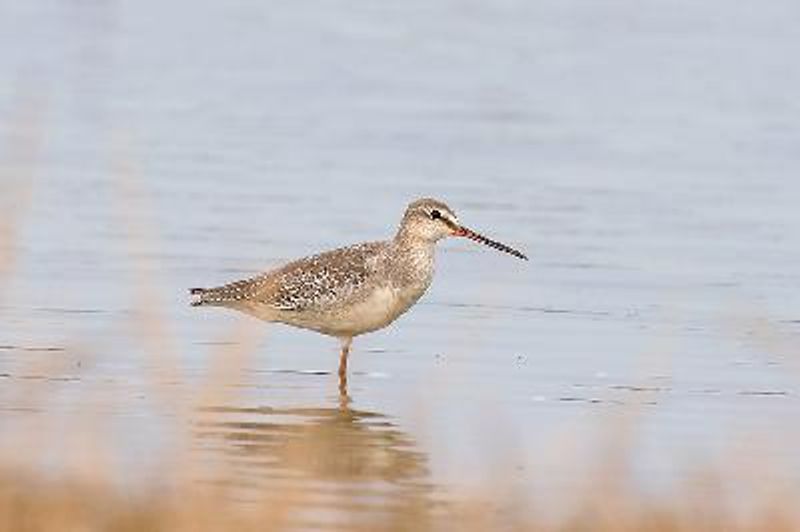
[190,198,527,395]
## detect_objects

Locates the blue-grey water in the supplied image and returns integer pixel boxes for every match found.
[1,0,799,519]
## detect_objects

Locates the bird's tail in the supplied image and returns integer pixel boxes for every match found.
[189,283,250,307]
[189,287,210,306]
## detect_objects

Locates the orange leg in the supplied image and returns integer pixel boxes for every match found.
[338,337,352,398]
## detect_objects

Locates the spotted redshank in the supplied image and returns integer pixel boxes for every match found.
[190,198,527,394]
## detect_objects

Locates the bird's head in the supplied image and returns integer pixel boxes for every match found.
[396,197,528,260]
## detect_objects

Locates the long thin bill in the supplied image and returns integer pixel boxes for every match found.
[455,226,528,260]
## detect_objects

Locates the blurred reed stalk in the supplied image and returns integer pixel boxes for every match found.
[0,90,43,297]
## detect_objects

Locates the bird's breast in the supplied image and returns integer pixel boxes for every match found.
[301,279,427,338]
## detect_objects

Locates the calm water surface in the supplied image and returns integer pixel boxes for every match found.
[1,0,799,518]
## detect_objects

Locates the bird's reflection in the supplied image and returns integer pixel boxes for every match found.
[192,395,435,523]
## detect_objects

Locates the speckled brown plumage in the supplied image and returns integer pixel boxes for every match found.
[193,242,383,312]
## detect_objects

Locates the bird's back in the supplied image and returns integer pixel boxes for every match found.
[191,241,389,318]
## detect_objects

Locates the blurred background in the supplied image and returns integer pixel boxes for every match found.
[1,0,799,529]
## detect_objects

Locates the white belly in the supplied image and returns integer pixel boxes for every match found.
[281,283,428,338]
[335,284,427,336]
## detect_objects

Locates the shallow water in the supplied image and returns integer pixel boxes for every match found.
[1,0,800,518]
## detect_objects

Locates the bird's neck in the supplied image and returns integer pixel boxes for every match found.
[390,233,436,285]
[393,230,435,256]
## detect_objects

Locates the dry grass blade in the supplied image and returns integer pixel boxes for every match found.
[0,90,45,295]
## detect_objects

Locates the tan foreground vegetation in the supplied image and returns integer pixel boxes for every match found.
[1,461,798,532]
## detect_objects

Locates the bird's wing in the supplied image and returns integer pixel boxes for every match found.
[263,242,385,312]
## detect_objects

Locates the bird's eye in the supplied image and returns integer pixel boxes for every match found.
[430,209,441,220]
